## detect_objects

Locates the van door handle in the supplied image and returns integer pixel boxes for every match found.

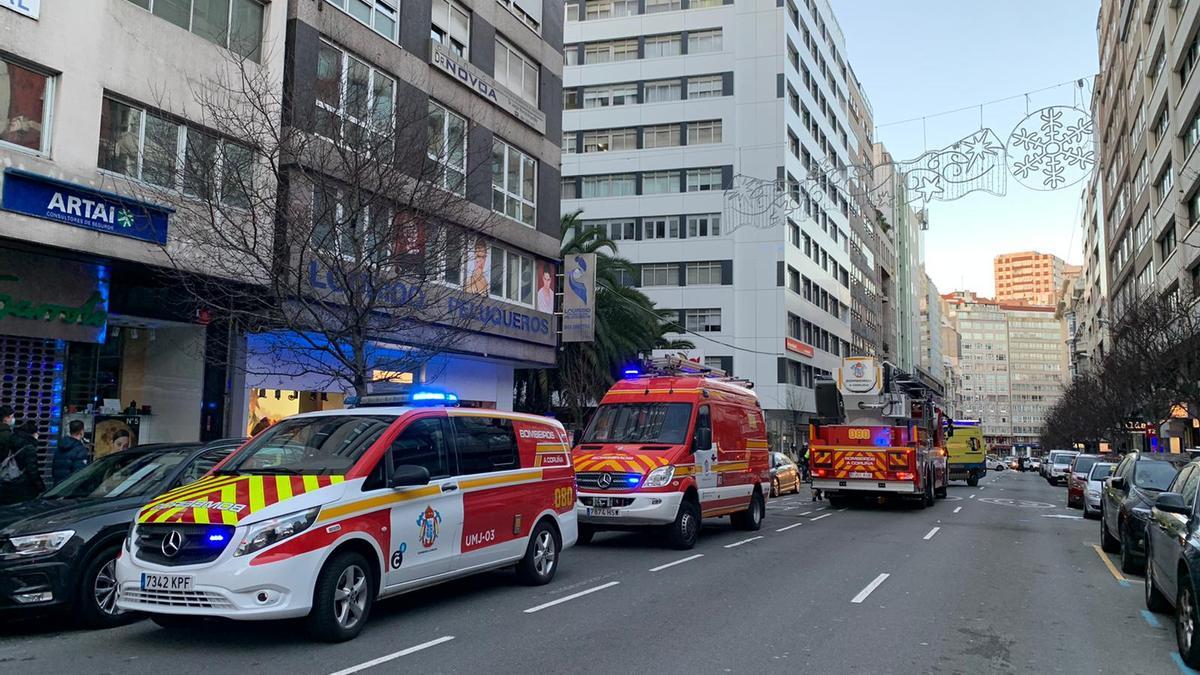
[441,483,459,493]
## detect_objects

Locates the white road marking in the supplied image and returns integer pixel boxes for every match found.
[969,494,975,499]
[799,511,814,516]
[851,573,890,604]
[724,536,764,548]
[923,526,940,540]
[523,582,620,613]
[329,636,456,675]
[776,522,804,532]
[953,506,962,514]
[810,513,832,522]
[979,486,985,490]
[649,554,704,572]
[1041,514,1083,520]
[837,508,848,512]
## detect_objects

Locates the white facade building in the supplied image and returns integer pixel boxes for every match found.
[562,0,857,446]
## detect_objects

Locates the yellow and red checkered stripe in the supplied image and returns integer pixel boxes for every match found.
[138,475,345,525]
[832,450,888,479]
[573,452,670,474]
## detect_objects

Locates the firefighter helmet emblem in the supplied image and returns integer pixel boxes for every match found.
[416,506,442,548]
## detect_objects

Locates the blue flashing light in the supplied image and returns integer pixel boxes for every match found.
[409,389,460,406]
[622,366,641,379]
[626,476,640,484]
[207,533,226,543]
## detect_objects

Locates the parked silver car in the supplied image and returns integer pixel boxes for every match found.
[1082,461,1114,518]
[1046,450,1079,485]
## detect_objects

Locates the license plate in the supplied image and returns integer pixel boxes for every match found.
[587,508,620,517]
[592,497,611,508]
[849,471,873,479]
[140,573,193,592]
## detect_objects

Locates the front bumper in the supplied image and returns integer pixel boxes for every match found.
[115,544,323,621]
[0,556,74,614]
[576,491,683,526]
[1085,492,1102,509]
[813,479,919,495]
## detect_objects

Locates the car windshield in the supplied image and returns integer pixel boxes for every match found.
[1133,460,1184,491]
[1054,453,1077,465]
[1073,456,1100,474]
[225,415,395,475]
[44,449,195,499]
[1089,463,1114,480]
[583,403,694,445]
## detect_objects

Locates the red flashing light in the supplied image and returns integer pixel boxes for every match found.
[895,471,915,481]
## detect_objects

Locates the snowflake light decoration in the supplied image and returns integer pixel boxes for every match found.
[1006,105,1095,191]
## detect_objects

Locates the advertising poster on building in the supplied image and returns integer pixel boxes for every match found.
[562,254,595,343]
[0,247,109,343]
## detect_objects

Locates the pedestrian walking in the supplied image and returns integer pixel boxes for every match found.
[0,420,45,505]
[52,420,90,485]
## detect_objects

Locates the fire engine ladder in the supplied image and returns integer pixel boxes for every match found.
[643,355,756,390]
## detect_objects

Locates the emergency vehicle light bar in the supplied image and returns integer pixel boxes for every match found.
[636,356,756,389]
[347,389,460,408]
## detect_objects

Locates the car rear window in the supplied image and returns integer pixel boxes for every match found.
[1133,460,1185,491]
[1088,463,1114,480]
[1073,456,1099,474]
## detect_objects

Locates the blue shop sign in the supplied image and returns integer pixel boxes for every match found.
[1,169,171,245]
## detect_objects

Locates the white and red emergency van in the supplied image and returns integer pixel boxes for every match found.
[572,358,771,549]
[115,391,576,642]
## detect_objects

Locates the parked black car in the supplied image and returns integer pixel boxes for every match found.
[1100,451,1189,574]
[0,439,243,628]
[1143,460,1200,668]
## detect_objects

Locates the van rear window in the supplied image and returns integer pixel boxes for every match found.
[583,403,694,445]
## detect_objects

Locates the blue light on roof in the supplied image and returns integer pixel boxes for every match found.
[410,389,460,406]
[622,366,641,379]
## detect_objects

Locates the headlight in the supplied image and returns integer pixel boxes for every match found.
[1,530,75,559]
[234,508,320,557]
[1086,489,1099,497]
[642,466,675,488]
[1131,505,1152,518]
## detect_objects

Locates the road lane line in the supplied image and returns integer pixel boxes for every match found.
[837,508,848,512]
[776,522,804,532]
[329,636,456,675]
[798,511,814,516]
[1141,609,1162,628]
[923,527,940,540]
[851,573,890,604]
[1091,544,1132,587]
[649,554,704,572]
[969,494,975,499]
[953,506,962,514]
[724,536,764,548]
[523,582,620,613]
[810,513,831,521]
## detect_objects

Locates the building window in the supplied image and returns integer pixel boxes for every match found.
[687,120,722,145]
[561,177,578,199]
[582,128,637,152]
[643,124,681,148]
[99,96,253,207]
[641,263,679,286]
[1133,158,1148,197]
[311,185,391,261]
[427,100,467,195]
[691,0,722,7]
[686,214,720,237]
[129,0,267,60]
[1156,166,1174,204]
[1151,49,1166,83]
[1134,210,1150,247]
[686,167,723,192]
[564,89,580,109]
[581,173,636,197]
[495,37,539,105]
[1154,108,1170,144]
[687,75,723,99]
[562,132,576,153]
[642,171,680,194]
[687,29,722,54]
[584,39,639,63]
[644,216,680,239]
[1186,111,1200,157]
[686,261,722,285]
[0,56,52,154]
[645,34,682,58]
[492,138,537,226]
[582,83,637,108]
[585,0,636,19]
[315,41,396,144]
[644,79,682,103]
[498,0,541,32]
[1183,32,1200,85]
[431,0,471,57]
[685,308,722,332]
[592,219,635,240]
[1159,225,1177,260]
[489,245,534,305]
[645,0,681,13]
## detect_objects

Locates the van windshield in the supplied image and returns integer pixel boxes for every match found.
[224,415,395,475]
[583,403,694,445]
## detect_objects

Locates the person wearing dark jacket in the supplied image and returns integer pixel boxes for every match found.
[0,420,44,505]
[0,405,16,455]
[52,420,89,485]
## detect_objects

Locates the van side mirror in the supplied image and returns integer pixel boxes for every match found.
[693,427,712,452]
[1155,492,1190,516]
[391,464,430,488]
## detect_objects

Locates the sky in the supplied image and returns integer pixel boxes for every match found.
[831,0,1101,297]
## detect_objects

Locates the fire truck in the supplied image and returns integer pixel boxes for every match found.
[808,357,949,508]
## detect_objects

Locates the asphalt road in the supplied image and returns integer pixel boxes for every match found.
[0,470,1192,674]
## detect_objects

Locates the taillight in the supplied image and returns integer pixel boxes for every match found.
[812,468,827,478]
[895,471,915,481]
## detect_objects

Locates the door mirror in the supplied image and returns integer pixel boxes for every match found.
[1109,476,1127,491]
[1155,492,1191,516]
[391,464,431,488]
[693,427,712,452]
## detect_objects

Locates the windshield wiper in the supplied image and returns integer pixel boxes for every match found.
[212,469,242,476]
[241,467,302,475]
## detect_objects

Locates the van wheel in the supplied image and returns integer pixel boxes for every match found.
[305,551,374,642]
[966,474,979,487]
[731,490,764,531]
[516,521,560,586]
[666,499,701,550]
[77,547,135,629]
[577,524,595,546]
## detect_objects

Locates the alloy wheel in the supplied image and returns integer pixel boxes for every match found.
[533,530,556,577]
[333,564,367,630]
[93,558,123,616]
[1182,584,1197,655]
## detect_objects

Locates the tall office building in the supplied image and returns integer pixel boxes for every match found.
[562,0,861,447]
[994,251,1080,306]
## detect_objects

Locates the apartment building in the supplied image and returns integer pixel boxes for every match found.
[561,0,859,445]
[845,67,885,359]
[994,251,1080,307]
[1069,170,1111,375]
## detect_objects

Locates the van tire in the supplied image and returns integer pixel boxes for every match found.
[305,551,374,642]
[516,521,560,586]
[731,490,764,531]
[966,474,979,487]
[576,524,595,546]
[666,499,701,550]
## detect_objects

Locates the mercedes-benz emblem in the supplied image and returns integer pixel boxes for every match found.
[161,529,184,557]
[596,473,613,489]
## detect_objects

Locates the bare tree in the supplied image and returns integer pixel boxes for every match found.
[103,42,511,397]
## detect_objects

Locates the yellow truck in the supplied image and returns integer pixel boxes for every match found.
[946,419,988,486]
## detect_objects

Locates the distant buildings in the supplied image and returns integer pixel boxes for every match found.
[994,251,1081,307]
